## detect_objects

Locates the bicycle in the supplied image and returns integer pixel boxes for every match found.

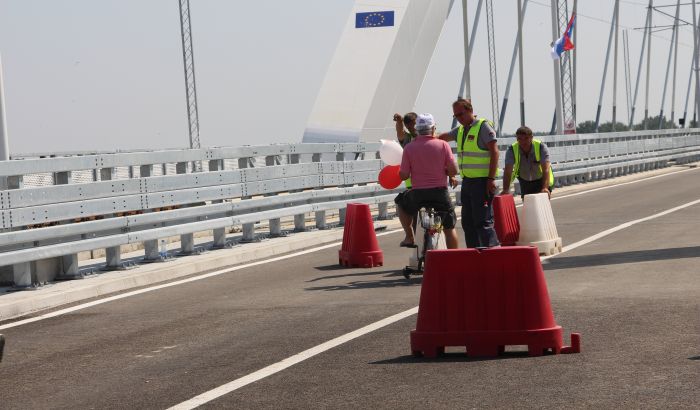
[403,207,447,279]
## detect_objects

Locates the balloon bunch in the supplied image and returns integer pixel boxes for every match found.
[378,139,403,189]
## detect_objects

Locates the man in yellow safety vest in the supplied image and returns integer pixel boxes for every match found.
[500,126,554,200]
[438,98,500,248]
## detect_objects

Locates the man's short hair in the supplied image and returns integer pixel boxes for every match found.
[452,98,473,113]
[516,126,533,137]
[403,112,417,127]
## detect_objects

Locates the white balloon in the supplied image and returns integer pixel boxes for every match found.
[379,139,403,166]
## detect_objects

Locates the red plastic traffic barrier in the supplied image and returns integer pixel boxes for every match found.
[493,194,520,246]
[410,246,580,358]
[338,203,383,268]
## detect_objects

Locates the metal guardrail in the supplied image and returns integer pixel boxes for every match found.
[1,129,699,288]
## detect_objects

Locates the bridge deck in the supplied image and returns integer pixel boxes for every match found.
[1,165,699,409]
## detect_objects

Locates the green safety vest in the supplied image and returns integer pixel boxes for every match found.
[510,139,554,188]
[402,131,415,189]
[456,118,497,178]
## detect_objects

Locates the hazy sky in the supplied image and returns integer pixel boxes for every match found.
[0,0,697,155]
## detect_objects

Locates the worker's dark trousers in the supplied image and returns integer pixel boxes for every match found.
[460,177,500,248]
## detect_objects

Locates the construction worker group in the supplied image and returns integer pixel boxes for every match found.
[393,98,554,249]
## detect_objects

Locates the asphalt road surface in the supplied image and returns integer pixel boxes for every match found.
[1,166,699,409]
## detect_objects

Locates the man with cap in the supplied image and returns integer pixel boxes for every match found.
[438,98,500,248]
[396,113,459,249]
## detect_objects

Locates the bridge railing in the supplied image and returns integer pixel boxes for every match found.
[1,128,699,287]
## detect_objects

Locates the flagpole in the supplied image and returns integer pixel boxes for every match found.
[550,0,564,135]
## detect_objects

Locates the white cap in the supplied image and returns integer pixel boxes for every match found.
[415,113,435,131]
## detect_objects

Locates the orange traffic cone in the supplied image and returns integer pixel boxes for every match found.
[339,203,383,268]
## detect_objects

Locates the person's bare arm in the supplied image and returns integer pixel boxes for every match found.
[486,140,499,195]
[446,157,458,177]
[500,164,514,195]
[540,161,551,198]
[393,113,405,143]
[437,131,455,142]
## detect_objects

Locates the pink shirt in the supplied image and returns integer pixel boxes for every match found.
[400,136,457,189]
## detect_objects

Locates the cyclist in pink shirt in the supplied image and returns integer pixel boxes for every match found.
[397,113,459,249]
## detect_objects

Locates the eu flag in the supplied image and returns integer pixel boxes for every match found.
[355,11,394,28]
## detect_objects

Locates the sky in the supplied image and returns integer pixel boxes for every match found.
[0,0,697,155]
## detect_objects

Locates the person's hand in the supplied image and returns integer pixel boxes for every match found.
[486,178,497,196]
[393,113,402,122]
[499,189,510,196]
[541,187,551,199]
[449,176,458,189]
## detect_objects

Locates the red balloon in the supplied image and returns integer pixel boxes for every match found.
[378,165,402,189]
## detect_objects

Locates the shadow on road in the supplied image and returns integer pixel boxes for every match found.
[307,268,402,282]
[371,351,532,364]
[305,275,421,291]
[543,246,700,270]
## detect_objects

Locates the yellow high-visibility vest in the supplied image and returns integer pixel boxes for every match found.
[510,139,554,188]
[456,118,495,178]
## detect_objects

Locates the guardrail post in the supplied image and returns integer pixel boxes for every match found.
[46,170,82,280]
[100,167,125,270]
[106,247,122,269]
[139,165,161,260]
[6,175,22,189]
[378,202,389,220]
[208,159,228,248]
[140,164,153,178]
[294,214,306,232]
[180,233,195,254]
[57,253,81,280]
[175,162,198,254]
[265,155,280,166]
[12,261,32,289]
[53,170,71,185]
[339,208,347,226]
[315,210,327,229]
[269,218,282,237]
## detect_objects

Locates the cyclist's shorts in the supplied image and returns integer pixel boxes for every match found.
[397,187,456,229]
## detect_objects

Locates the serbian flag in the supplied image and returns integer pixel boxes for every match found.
[551,12,576,60]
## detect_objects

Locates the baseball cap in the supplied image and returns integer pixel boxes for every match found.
[415,113,435,131]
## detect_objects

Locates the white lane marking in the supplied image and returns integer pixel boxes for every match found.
[0,229,404,331]
[167,307,419,410]
[169,197,700,408]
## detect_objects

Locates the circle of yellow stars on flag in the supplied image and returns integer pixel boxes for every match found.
[364,12,386,27]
